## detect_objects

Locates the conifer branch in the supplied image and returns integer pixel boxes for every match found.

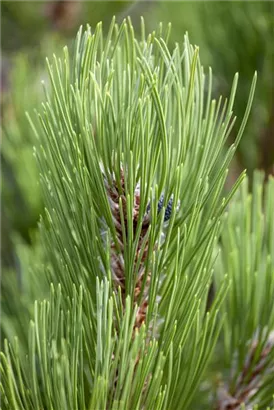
[1,18,258,409]
[214,173,274,409]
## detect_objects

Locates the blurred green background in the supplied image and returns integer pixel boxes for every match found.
[1,1,273,346]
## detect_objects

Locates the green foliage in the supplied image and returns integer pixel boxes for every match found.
[1,36,66,264]
[1,2,48,51]
[217,172,274,363]
[1,54,43,239]
[214,172,274,408]
[1,1,132,52]
[1,43,72,351]
[150,1,273,173]
[1,54,46,345]
[1,17,268,410]
[0,237,46,352]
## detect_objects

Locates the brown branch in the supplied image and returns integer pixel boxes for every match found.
[105,168,152,331]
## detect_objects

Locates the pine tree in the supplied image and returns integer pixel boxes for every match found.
[2,18,273,410]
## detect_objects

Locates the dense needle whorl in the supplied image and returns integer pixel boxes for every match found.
[216,331,274,410]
